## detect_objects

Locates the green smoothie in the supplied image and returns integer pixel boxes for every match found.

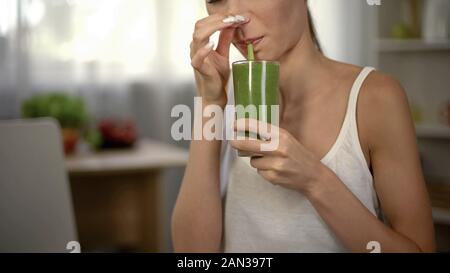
[232,60,280,156]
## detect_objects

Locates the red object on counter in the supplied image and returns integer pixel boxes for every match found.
[98,119,138,149]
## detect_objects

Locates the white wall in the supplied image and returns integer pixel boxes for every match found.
[309,0,377,66]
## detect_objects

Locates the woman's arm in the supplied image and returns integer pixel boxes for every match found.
[172,13,247,252]
[171,103,224,252]
[307,73,435,252]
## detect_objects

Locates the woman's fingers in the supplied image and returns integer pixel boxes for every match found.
[191,41,215,75]
[256,170,279,184]
[234,118,280,141]
[250,156,275,171]
[230,137,264,153]
[230,139,282,156]
[216,27,236,59]
[216,15,249,58]
[191,14,248,57]
[231,118,285,155]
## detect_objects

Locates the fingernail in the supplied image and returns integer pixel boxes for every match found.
[222,16,236,24]
[234,15,247,23]
[205,41,215,49]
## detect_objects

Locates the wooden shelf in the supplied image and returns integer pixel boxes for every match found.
[416,125,450,139]
[378,39,450,52]
[427,181,450,225]
[433,208,450,225]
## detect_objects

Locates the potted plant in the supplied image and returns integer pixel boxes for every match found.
[22,93,89,154]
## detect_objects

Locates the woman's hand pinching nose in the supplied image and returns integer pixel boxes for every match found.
[190,14,249,107]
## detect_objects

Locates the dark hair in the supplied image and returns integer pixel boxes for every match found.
[307,8,322,53]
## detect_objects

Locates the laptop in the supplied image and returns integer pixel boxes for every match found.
[0,118,78,253]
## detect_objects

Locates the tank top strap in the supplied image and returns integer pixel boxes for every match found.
[344,66,376,173]
[346,67,376,124]
[321,66,376,164]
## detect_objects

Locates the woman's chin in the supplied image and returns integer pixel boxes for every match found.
[255,52,278,62]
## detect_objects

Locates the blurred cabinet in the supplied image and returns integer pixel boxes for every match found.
[374,0,450,126]
[65,139,188,252]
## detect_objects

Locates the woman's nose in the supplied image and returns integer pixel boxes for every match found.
[227,0,249,17]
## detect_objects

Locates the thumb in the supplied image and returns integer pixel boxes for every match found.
[216,27,236,59]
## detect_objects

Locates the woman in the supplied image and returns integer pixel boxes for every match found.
[172,0,435,253]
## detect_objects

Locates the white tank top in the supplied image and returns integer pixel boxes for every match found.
[219,67,381,253]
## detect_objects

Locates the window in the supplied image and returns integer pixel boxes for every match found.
[0,0,215,87]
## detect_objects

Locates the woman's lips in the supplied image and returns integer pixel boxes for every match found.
[237,36,264,51]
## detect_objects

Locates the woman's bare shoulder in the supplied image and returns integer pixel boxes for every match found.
[360,70,409,115]
[327,60,409,119]
[358,70,414,150]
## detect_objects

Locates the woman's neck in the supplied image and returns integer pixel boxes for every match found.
[278,33,333,111]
